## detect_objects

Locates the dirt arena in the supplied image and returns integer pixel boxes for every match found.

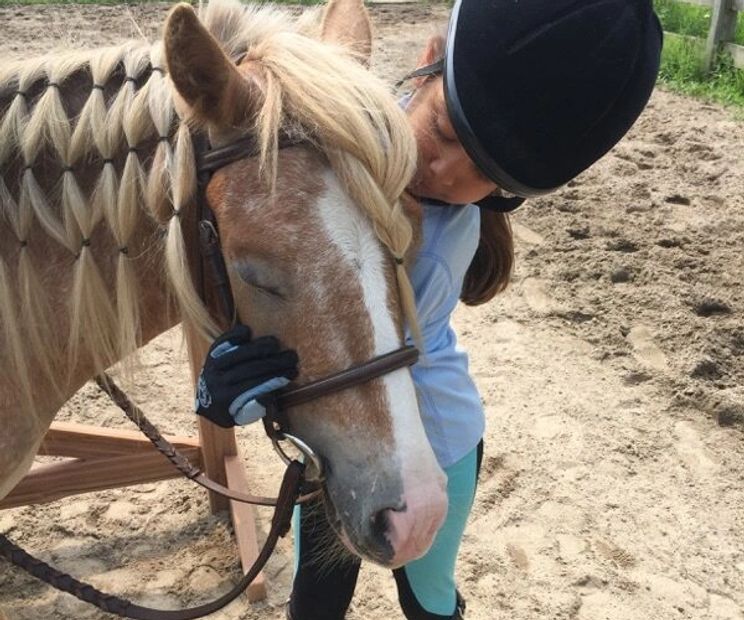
[1,2,743,619]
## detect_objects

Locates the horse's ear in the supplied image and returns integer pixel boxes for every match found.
[164,3,260,127]
[321,0,372,67]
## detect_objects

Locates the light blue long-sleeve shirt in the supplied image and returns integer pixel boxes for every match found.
[406,201,485,469]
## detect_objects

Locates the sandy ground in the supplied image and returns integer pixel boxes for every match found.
[1,3,743,619]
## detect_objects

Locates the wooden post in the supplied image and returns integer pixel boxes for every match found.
[704,0,738,72]
[196,417,237,514]
[184,322,236,514]
[225,456,268,602]
[183,323,269,593]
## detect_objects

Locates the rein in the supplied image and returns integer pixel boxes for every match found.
[0,130,420,619]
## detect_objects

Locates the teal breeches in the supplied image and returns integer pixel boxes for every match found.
[289,443,482,619]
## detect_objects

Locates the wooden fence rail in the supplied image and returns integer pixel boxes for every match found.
[672,0,744,71]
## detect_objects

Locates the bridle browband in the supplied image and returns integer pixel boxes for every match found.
[0,129,420,620]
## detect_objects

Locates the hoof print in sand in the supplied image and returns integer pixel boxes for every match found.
[611,268,634,284]
[594,539,637,569]
[522,278,558,315]
[665,194,691,206]
[693,298,732,318]
[512,222,545,246]
[627,325,668,373]
[506,543,530,571]
[674,421,719,475]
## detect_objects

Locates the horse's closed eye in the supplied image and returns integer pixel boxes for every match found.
[252,283,285,300]
[233,261,286,300]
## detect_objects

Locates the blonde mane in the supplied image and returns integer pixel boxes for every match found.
[0,0,418,414]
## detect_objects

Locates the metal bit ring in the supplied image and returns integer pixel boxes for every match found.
[272,432,324,482]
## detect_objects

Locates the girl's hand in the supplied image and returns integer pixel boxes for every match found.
[195,324,299,428]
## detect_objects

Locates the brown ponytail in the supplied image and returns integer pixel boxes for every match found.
[460,209,514,305]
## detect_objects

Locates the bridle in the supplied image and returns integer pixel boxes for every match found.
[0,131,420,619]
[193,131,419,476]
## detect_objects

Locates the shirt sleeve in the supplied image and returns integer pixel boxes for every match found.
[411,252,458,341]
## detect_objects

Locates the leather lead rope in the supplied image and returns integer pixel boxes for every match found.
[94,373,320,507]
[0,461,304,620]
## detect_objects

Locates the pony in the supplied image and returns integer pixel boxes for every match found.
[0,0,447,581]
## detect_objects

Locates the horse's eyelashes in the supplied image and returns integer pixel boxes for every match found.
[233,261,285,300]
[254,284,285,300]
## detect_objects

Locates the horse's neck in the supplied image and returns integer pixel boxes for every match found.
[0,58,184,425]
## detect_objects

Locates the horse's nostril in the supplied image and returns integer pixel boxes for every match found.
[370,508,390,540]
[370,503,407,541]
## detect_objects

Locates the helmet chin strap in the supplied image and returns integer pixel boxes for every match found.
[416,195,526,213]
[476,194,526,212]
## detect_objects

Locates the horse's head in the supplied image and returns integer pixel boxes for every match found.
[164,0,447,568]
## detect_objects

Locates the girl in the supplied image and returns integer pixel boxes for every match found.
[195,1,662,618]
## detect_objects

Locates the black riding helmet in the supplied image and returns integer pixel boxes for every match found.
[402,0,663,212]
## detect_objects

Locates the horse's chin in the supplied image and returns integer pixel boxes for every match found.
[321,498,351,547]
[335,523,392,567]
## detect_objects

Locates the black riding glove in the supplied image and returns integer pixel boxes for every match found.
[195,324,299,428]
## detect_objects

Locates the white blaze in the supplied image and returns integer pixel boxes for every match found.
[315,172,444,486]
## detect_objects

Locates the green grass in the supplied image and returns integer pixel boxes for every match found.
[654,0,744,44]
[660,32,744,107]
[653,0,744,109]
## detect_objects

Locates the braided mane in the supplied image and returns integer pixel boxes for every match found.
[0,0,418,414]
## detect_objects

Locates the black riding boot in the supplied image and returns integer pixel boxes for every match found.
[454,591,466,618]
[288,599,464,620]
